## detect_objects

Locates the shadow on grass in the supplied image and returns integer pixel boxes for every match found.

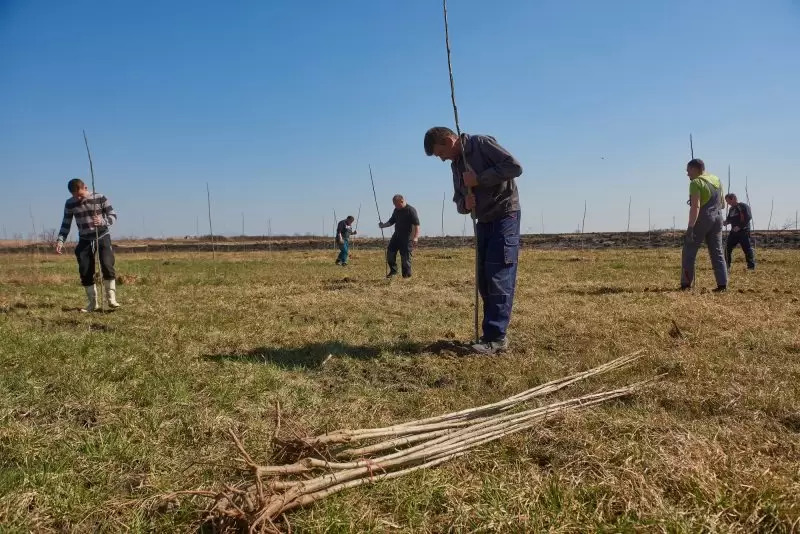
[1,302,58,313]
[321,276,394,291]
[204,339,472,369]
[206,342,383,368]
[60,306,118,314]
[562,286,678,296]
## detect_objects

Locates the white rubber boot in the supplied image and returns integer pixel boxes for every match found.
[81,284,98,313]
[105,279,120,309]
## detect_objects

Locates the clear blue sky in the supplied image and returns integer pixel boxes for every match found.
[1,0,798,239]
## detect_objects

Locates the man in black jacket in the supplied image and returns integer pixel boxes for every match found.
[379,195,420,278]
[723,193,756,271]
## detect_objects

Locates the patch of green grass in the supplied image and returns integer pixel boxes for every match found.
[1,247,799,532]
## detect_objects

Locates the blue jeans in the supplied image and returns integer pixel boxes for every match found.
[476,211,520,341]
[336,239,349,264]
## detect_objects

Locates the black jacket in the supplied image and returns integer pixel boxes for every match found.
[725,203,752,231]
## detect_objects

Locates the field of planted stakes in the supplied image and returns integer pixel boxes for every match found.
[1,243,798,532]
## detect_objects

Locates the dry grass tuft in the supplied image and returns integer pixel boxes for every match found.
[116,274,140,285]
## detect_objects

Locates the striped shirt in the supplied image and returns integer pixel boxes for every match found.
[57,193,117,244]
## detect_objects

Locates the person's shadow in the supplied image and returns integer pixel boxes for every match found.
[561,286,677,296]
[204,340,422,369]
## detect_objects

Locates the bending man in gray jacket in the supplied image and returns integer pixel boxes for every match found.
[424,127,523,355]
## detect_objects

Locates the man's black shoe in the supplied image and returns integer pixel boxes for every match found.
[470,337,509,355]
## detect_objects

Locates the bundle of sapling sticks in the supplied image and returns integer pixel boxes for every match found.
[173,351,654,534]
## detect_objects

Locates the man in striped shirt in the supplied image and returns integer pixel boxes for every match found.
[55,178,120,311]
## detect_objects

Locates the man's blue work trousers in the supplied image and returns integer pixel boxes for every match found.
[476,211,520,342]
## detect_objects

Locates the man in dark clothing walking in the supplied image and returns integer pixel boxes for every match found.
[424,126,523,355]
[723,193,756,271]
[335,215,357,266]
[379,195,420,279]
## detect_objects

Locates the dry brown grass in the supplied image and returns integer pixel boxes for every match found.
[0,247,798,532]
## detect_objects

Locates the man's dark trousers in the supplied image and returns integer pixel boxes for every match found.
[725,230,756,269]
[387,236,412,277]
[476,211,520,342]
[75,234,115,286]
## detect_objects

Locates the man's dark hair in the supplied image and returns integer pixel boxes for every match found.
[424,126,456,156]
[346,216,355,222]
[725,193,737,202]
[67,178,85,193]
[687,158,705,172]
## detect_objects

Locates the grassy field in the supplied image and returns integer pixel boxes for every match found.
[1,246,798,533]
